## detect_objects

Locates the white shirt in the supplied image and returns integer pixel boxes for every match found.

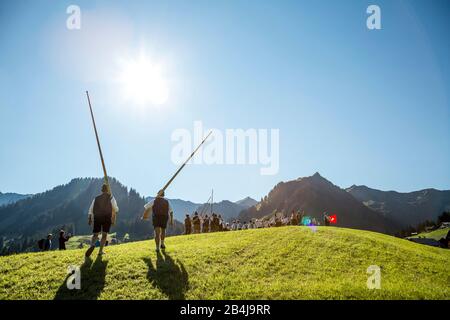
[88,195,119,218]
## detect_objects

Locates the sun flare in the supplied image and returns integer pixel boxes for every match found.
[117,55,169,106]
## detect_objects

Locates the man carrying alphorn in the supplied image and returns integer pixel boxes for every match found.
[142,131,212,250]
[84,91,119,258]
[85,183,119,257]
[142,190,174,252]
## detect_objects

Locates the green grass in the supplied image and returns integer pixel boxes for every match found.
[0,227,448,300]
[409,228,449,241]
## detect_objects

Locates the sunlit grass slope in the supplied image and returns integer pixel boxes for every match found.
[410,228,449,241]
[0,227,448,300]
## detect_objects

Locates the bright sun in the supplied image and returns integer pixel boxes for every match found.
[117,55,169,106]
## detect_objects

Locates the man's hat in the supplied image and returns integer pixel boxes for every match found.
[157,189,165,197]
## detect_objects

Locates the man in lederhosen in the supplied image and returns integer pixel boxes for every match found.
[184,214,192,235]
[192,212,201,233]
[142,190,174,252]
[85,183,119,258]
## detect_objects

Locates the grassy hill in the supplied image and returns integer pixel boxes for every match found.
[0,227,448,300]
[409,227,449,241]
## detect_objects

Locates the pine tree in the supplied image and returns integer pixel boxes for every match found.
[437,211,450,225]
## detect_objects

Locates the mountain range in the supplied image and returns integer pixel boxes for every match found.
[1,173,449,254]
[238,173,450,234]
[238,173,401,234]
[195,199,254,221]
[235,196,259,208]
[0,192,31,207]
[346,185,450,228]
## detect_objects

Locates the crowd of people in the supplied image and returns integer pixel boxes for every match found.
[184,212,226,234]
[183,210,335,234]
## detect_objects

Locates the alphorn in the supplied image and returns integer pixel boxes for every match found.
[86,91,116,224]
[143,131,212,220]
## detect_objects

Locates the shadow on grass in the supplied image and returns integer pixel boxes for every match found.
[54,255,108,300]
[143,251,189,300]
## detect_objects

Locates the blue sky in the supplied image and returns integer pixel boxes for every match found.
[0,0,449,202]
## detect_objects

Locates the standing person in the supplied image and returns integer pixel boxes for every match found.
[85,184,119,258]
[192,212,201,233]
[209,213,215,232]
[184,214,192,235]
[218,215,223,231]
[275,216,282,227]
[290,210,299,226]
[213,214,220,232]
[202,214,210,233]
[142,190,174,252]
[44,234,53,251]
[58,230,71,250]
[323,212,330,226]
